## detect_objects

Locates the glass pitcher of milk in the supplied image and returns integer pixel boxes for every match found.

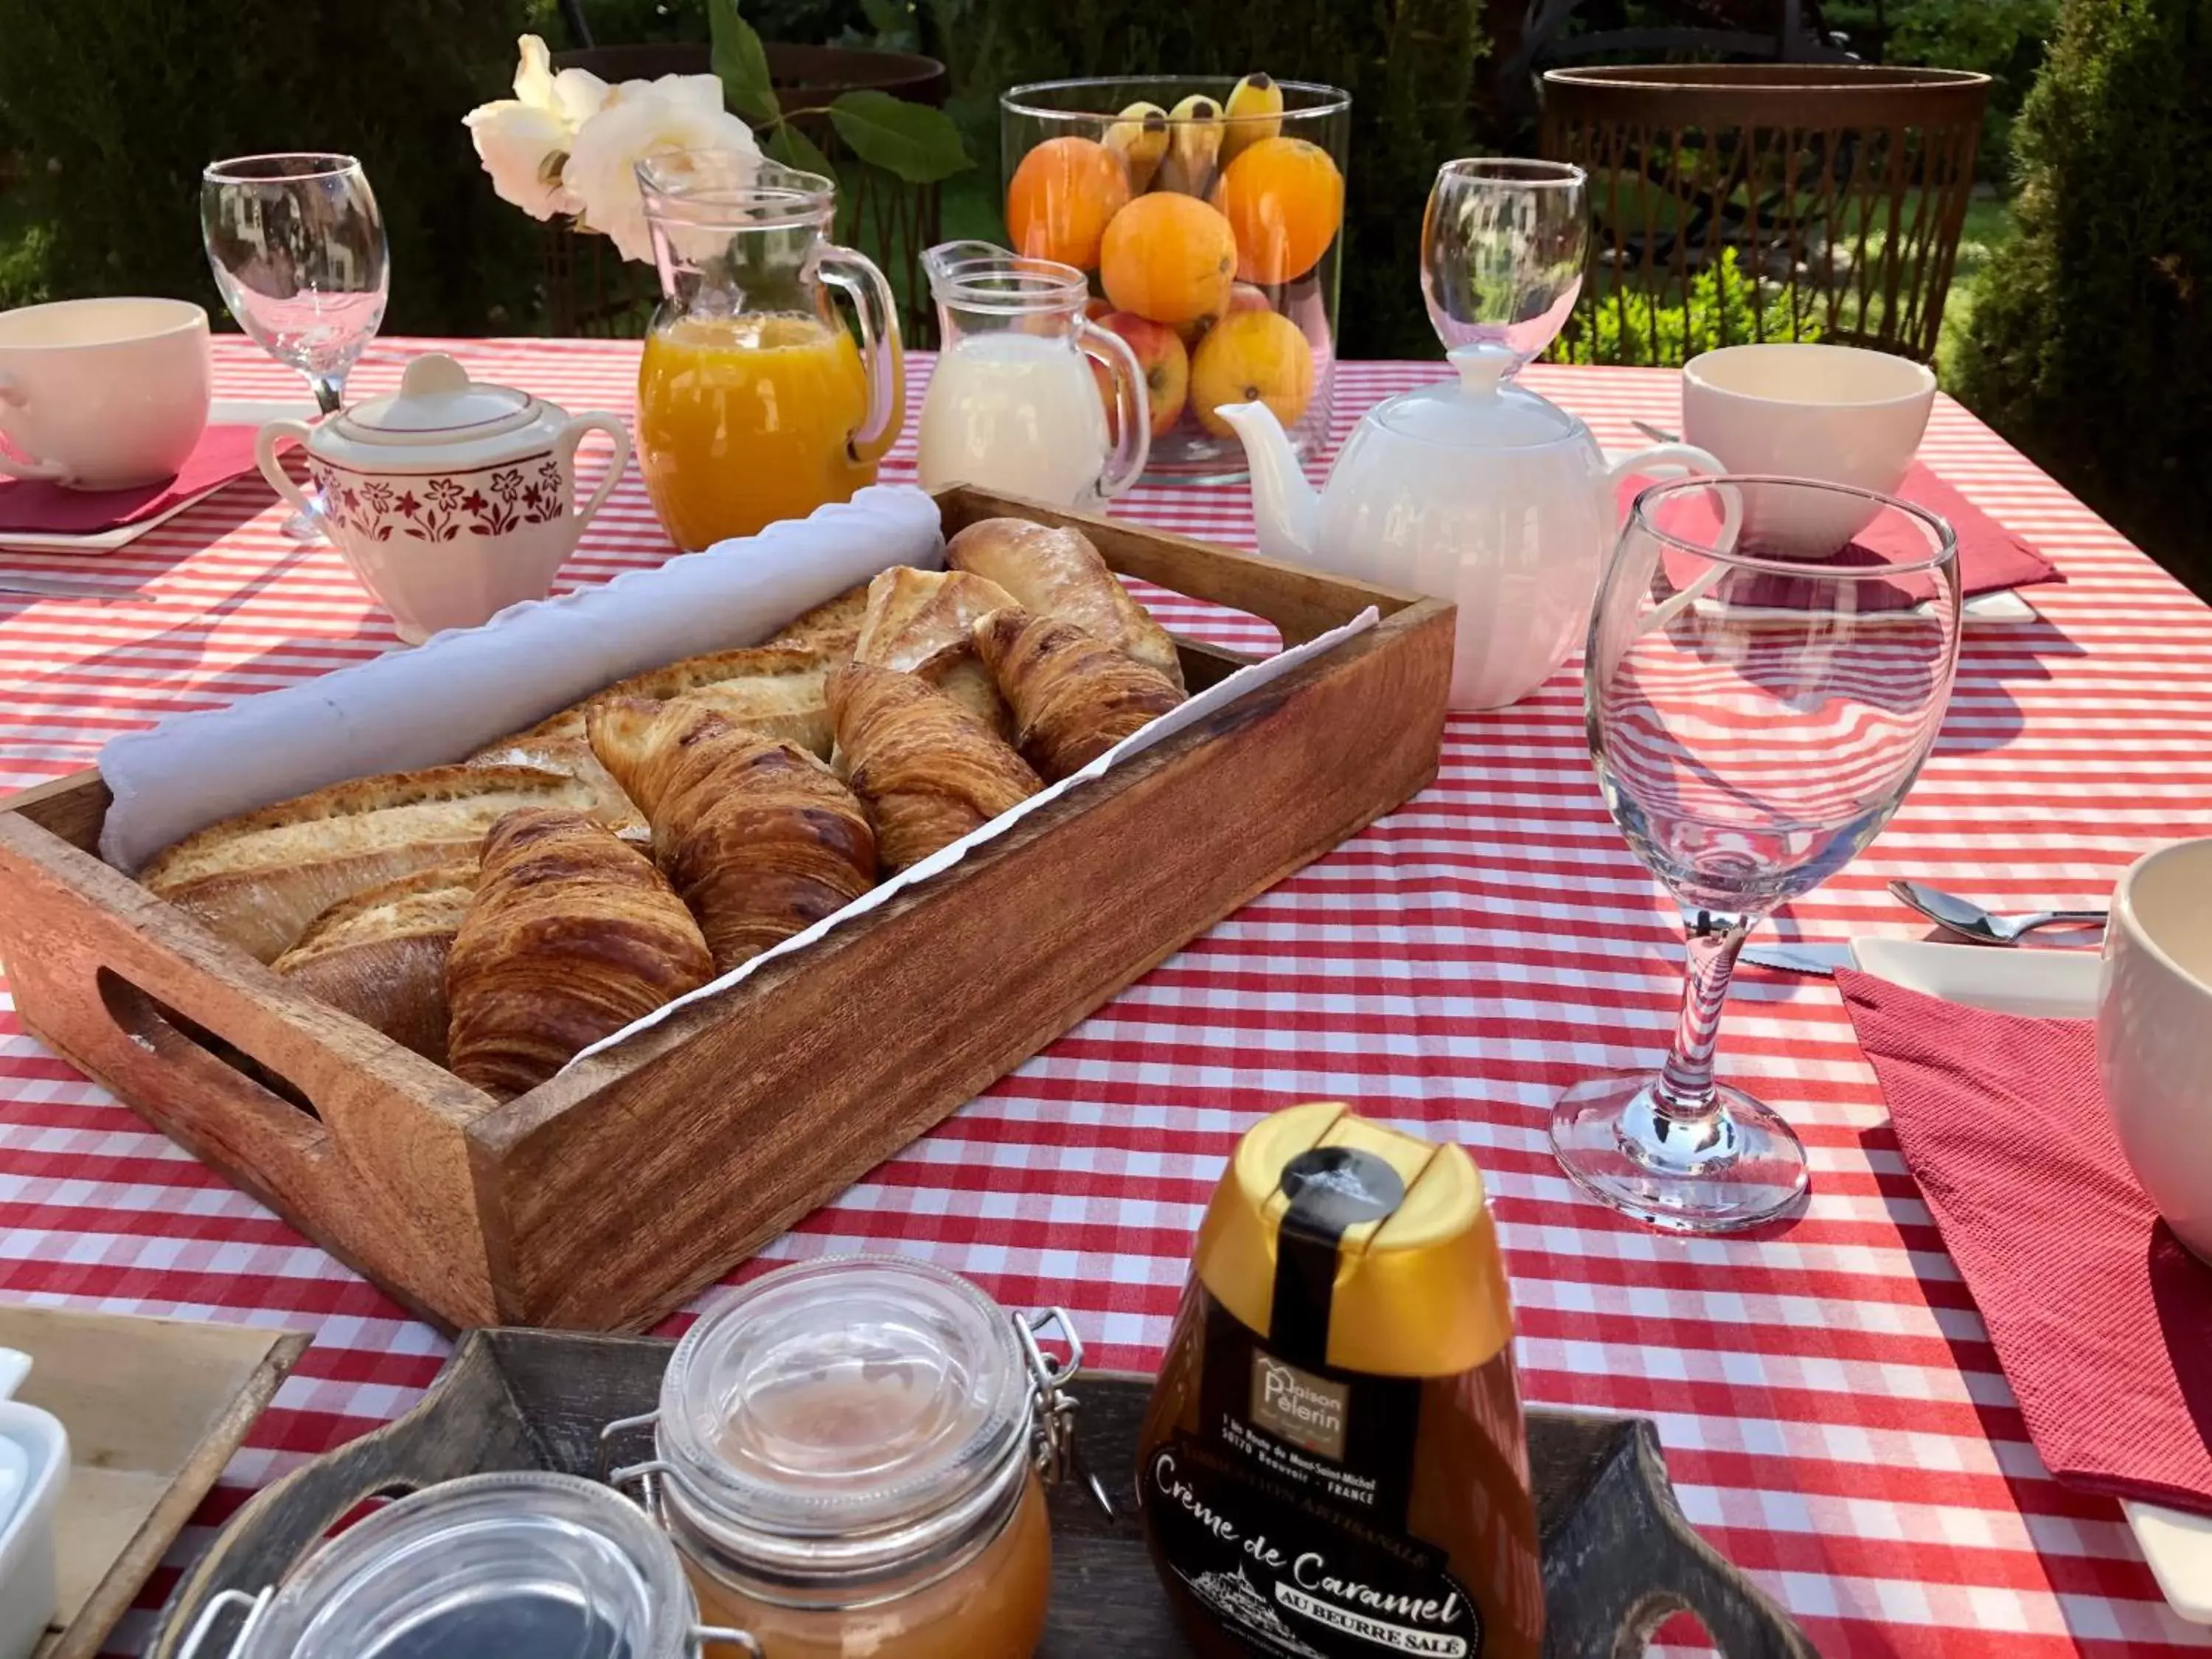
[917,241,1150,507]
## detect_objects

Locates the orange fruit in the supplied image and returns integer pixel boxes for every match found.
[1216,136,1343,285]
[1190,309,1316,437]
[1006,137,1131,270]
[1099,192,1238,327]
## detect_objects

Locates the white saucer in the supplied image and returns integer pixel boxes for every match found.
[0,398,314,554]
[1847,936,2211,1624]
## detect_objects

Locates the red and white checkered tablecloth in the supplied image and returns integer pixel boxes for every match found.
[4,339,2210,1658]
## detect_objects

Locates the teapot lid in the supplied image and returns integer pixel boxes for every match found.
[335,353,540,448]
[1371,344,1585,452]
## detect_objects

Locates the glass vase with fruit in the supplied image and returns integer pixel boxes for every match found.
[636,152,904,552]
[1001,76,1351,484]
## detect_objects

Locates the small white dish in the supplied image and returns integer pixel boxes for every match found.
[0,398,312,554]
[1845,937,2209,1623]
[0,1349,67,1659]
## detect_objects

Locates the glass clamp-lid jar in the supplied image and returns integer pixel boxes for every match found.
[602,1256,1091,1659]
[175,1471,760,1659]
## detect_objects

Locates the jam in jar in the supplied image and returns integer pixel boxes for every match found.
[642,1255,1070,1659]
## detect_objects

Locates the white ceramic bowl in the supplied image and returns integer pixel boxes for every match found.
[2098,838,2212,1262]
[1681,342,1935,555]
[0,1346,67,1659]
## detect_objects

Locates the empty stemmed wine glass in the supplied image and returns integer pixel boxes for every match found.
[1553,476,1962,1231]
[1420,159,1587,369]
[201,153,389,538]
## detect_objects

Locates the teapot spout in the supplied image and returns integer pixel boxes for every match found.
[1214,401,1321,566]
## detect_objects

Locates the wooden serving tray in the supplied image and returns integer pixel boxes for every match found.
[0,489,1453,1333]
[0,1306,307,1659]
[144,1328,1815,1659]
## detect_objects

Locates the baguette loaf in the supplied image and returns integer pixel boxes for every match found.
[272,863,478,1065]
[139,765,599,963]
[504,644,841,759]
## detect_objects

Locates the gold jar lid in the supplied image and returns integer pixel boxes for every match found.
[1192,1102,1513,1377]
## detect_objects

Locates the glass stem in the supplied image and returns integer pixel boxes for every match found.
[1657,911,1751,1121]
[308,372,344,416]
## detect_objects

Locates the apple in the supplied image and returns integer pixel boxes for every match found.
[1085,294,1113,323]
[1227,282,1272,316]
[1091,310,1189,438]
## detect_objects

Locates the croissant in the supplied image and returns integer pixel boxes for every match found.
[852,568,1019,738]
[586,698,878,972]
[827,663,1042,872]
[947,517,1184,691]
[445,808,713,1100]
[973,606,1186,781]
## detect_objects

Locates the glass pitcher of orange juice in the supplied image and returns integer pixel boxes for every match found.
[636,152,903,551]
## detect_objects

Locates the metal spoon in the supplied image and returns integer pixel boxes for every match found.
[1888,878,2107,946]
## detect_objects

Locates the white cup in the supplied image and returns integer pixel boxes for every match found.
[2097,837,2212,1262]
[1681,342,1936,556]
[0,297,212,490]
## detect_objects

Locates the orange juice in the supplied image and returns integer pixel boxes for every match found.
[637,313,897,550]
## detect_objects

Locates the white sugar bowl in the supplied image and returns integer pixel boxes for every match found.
[256,354,632,644]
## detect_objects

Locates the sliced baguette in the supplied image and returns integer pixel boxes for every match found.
[466,734,647,841]
[273,863,478,1065]
[500,644,840,757]
[766,580,872,654]
[139,764,597,963]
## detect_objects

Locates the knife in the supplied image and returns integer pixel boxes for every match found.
[1737,941,1852,975]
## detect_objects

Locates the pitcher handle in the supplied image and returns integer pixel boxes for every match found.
[0,370,65,481]
[557,413,633,530]
[1076,317,1152,501]
[253,420,320,524]
[817,243,905,465]
[1601,441,1726,493]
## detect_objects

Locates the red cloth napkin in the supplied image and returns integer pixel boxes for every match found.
[0,423,263,535]
[1837,967,2212,1513]
[1620,459,2060,605]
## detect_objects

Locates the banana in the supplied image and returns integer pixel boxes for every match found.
[1220,72,1284,167]
[1104,100,1170,193]
[1155,94,1222,197]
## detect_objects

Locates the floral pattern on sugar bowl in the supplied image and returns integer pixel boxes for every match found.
[310,454,568,543]
[257,353,631,644]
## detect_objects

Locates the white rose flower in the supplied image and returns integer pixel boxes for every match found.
[563,83,762,263]
[463,34,614,220]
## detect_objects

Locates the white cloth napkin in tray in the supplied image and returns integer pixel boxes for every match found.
[97,486,945,871]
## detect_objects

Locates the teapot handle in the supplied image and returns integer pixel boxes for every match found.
[1076,319,1152,501]
[818,243,906,466]
[1601,441,1725,495]
[557,414,633,530]
[253,420,321,528]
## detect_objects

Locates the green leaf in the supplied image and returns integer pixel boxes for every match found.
[827,90,971,184]
[858,0,911,39]
[763,121,838,186]
[708,0,779,125]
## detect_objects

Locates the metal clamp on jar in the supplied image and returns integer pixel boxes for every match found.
[175,1472,760,1659]
[600,1256,1092,1659]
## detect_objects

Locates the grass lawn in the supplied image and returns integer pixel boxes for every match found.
[0,189,50,311]
[1935,193,2020,386]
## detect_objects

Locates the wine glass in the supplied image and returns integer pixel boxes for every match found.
[1552,476,1962,1232]
[201,153,389,538]
[1420,159,1587,370]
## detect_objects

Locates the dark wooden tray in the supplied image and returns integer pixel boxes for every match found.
[147,1328,1812,1659]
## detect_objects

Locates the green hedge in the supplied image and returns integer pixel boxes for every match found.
[1955,0,2211,591]
[0,0,539,335]
[921,0,1489,359]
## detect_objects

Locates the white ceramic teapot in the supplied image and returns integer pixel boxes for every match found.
[1217,346,1722,709]
[256,354,631,644]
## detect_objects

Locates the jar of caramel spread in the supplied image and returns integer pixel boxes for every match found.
[1137,1103,1544,1659]
[629,1256,1079,1659]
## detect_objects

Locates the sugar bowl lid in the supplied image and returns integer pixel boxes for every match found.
[327,352,546,451]
[656,1256,1032,1573]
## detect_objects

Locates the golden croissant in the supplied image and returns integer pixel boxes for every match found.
[827,662,1042,872]
[446,808,714,1100]
[586,698,878,972]
[973,606,1185,781]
